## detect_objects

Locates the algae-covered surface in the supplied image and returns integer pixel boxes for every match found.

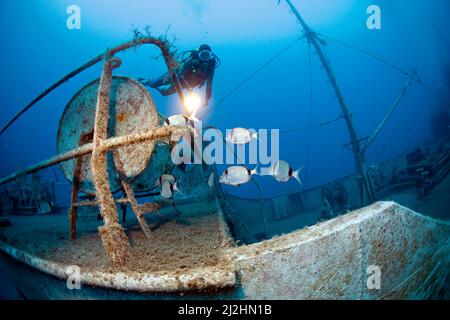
[0,201,234,274]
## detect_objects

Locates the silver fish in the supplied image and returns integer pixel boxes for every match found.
[269,160,303,184]
[164,114,200,143]
[219,166,259,186]
[226,128,258,145]
[156,174,177,186]
[164,114,189,127]
[160,180,181,199]
[156,175,181,199]
[164,114,199,127]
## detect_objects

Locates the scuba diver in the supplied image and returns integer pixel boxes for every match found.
[138,44,221,106]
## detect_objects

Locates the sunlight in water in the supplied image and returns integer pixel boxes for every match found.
[49,0,357,43]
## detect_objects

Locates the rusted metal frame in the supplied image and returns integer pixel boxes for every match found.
[120,179,153,238]
[72,195,169,209]
[73,198,129,207]
[139,202,161,214]
[73,195,160,233]
[0,143,93,186]
[69,155,83,240]
[0,36,180,136]
[91,56,131,265]
[114,155,158,238]
[73,200,99,207]
[0,36,186,266]
[99,126,189,152]
[119,185,127,223]
[89,50,188,265]
[69,133,92,240]
[0,126,190,186]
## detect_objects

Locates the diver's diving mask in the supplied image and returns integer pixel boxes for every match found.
[198,50,212,62]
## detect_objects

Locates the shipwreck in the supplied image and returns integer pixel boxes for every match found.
[0,1,449,300]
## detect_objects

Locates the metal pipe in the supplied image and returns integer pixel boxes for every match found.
[121,179,153,238]
[0,143,93,186]
[0,126,190,186]
[73,198,129,207]
[114,153,155,238]
[99,126,188,152]
[69,155,83,240]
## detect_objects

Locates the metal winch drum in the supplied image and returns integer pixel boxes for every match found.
[57,76,173,195]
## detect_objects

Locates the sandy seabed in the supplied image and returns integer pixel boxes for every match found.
[1,204,234,274]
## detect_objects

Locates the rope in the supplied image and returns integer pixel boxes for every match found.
[319,33,410,76]
[378,239,450,300]
[201,34,306,119]
[319,33,450,107]
[304,229,449,300]
[279,115,344,135]
[199,33,345,141]
[201,33,343,137]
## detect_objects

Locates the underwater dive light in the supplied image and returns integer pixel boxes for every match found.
[184,91,202,115]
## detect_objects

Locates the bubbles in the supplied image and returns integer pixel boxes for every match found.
[180,0,210,21]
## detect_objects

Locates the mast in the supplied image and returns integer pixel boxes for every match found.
[283,0,376,204]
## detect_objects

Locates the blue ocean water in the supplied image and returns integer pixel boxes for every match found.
[0,1,449,301]
[0,0,449,200]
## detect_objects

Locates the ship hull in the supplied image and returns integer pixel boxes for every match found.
[0,202,448,300]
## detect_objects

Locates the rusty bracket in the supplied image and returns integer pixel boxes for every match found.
[69,133,93,240]
[115,156,160,239]
[0,35,193,266]
[91,56,130,265]
[69,155,82,240]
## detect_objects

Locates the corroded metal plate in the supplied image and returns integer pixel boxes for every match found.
[227,201,450,299]
[57,76,159,194]
[131,139,174,193]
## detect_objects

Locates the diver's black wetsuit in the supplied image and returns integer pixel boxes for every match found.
[141,46,218,105]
